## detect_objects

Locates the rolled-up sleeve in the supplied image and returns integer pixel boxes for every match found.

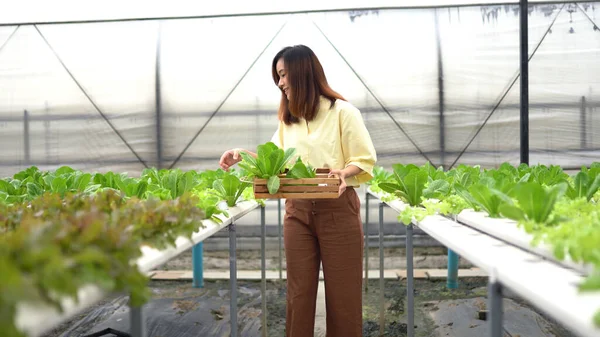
[340,106,377,185]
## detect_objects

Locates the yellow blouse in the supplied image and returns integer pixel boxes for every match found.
[271,96,377,186]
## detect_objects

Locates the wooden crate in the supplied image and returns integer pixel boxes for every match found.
[253,168,340,199]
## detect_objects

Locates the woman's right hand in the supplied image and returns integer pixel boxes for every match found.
[219,148,244,171]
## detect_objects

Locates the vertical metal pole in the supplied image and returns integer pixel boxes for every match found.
[256,96,261,144]
[278,198,283,285]
[44,102,51,163]
[447,250,459,289]
[488,270,503,337]
[261,206,267,337]
[379,202,385,336]
[580,96,587,149]
[520,0,529,165]
[229,219,238,337]
[23,110,30,165]
[365,193,370,292]
[407,223,415,337]
[192,243,204,288]
[435,8,446,169]
[155,21,163,169]
[130,305,146,337]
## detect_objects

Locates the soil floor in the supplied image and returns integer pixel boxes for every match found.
[41,248,576,337]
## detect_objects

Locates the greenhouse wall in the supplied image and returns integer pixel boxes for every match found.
[1,2,599,178]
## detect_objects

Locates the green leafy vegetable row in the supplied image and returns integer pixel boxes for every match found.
[0,190,208,337]
[0,163,280,337]
[0,165,269,221]
[1,142,315,207]
[369,162,600,327]
[0,142,319,337]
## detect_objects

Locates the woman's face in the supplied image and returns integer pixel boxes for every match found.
[276,58,290,100]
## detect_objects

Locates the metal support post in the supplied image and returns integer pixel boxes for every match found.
[24,110,30,165]
[155,21,163,169]
[581,96,587,149]
[447,250,459,289]
[229,219,238,337]
[520,0,530,165]
[434,8,446,169]
[365,193,370,291]
[379,202,385,336]
[488,270,503,337]
[129,305,146,337]
[44,102,50,163]
[192,243,204,288]
[261,206,267,337]
[407,223,415,337]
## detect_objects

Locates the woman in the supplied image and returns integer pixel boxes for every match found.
[219,44,376,337]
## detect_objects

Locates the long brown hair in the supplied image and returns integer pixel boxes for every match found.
[271,45,345,125]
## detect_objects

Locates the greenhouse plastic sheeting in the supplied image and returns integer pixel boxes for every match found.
[1,3,599,178]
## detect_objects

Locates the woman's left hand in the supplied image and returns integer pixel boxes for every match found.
[328,169,347,196]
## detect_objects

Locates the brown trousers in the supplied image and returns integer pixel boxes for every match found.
[284,187,363,337]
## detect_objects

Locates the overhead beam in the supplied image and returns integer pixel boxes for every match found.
[2,0,596,26]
